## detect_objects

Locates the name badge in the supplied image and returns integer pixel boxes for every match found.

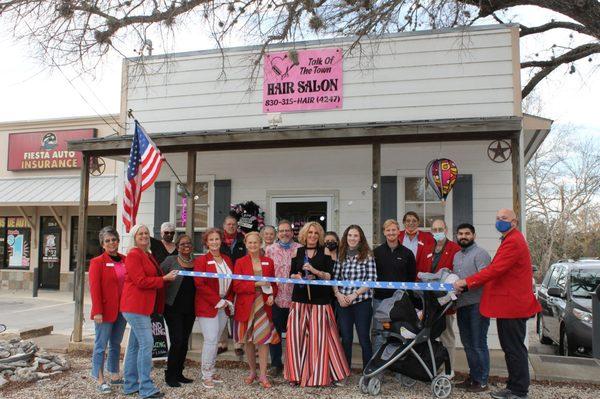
[418,241,424,246]
[427,253,433,259]
[261,261,269,266]
[106,263,115,267]
[207,260,216,265]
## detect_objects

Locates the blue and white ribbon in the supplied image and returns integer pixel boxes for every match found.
[177,270,452,292]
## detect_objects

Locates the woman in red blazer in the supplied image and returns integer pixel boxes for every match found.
[399,211,436,272]
[89,226,127,394]
[193,228,234,389]
[120,224,178,399]
[232,231,278,389]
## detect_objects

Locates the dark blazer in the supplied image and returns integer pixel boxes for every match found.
[161,255,195,306]
[120,247,166,316]
[232,255,277,322]
[290,247,334,305]
[220,232,246,265]
[89,251,126,322]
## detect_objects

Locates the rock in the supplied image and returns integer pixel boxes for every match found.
[0,375,7,387]
[36,357,51,364]
[42,362,57,370]
[0,350,10,358]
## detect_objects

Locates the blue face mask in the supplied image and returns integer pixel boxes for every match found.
[495,220,512,233]
[433,232,446,242]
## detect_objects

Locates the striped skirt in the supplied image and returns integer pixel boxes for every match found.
[284,302,350,387]
[234,291,280,345]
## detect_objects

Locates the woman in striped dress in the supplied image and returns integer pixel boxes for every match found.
[232,231,279,389]
[285,222,350,387]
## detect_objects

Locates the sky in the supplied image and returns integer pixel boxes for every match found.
[0,6,598,137]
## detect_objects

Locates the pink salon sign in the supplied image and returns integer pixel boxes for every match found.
[263,48,343,113]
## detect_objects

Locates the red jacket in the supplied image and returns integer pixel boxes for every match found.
[120,247,166,316]
[399,230,435,273]
[89,252,126,323]
[194,252,234,318]
[418,240,461,275]
[466,229,541,319]
[232,255,277,323]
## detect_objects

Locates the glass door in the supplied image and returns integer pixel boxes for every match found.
[39,217,61,289]
[270,196,333,238]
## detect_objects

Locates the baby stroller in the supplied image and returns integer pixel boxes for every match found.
[359,288,454,398]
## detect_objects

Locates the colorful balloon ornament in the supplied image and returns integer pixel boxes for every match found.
[425,159,459,201]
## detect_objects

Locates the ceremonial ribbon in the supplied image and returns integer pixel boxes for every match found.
[177,270,452,292]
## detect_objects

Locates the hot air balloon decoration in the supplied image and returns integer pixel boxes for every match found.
[425,159,459,202]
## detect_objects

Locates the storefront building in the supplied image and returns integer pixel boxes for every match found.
[0,115,120,291]
[70,24,552,260]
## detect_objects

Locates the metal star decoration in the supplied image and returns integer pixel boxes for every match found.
[89,156,106,176]
[487,140,512,163]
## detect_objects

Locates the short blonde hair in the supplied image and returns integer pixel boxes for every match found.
[128,224,150,253]
[383,219,400,230]
[243,231,262,244]
[297,222,325,246]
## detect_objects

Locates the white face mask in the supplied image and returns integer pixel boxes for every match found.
[433,232,446,242]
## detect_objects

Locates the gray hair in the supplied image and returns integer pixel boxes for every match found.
[160,222,176,232]
[128,224,150,252]
[260,225,276,233]
[98,226,119,245]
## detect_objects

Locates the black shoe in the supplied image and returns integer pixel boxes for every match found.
[177,375,194,384]
[145,392,165,398]
[165,379,181,388]
[217,346,228,355]
[467,383,489,393]
[235,348,244,357]
[490,389,513,399]
[268,366,283,377]
[454,377,473,390]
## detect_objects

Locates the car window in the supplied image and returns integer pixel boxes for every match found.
[542,266,554,287]
[570,268,600,298]
[547,266,563,288]
[556,268,568,290]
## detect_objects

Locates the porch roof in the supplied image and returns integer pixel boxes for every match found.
[67,116,523,156]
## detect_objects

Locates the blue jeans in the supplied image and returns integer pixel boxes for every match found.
[336,299,373,369]
[122,312,159,397]
[92,313,127,379]
[371,298,386,354]
[456,303,490,385]
[269,304,289,369]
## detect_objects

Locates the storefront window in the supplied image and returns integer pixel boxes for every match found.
[175,182,209,230]
[70,216,116,271]
[404,177,444,228]
[0,217,32,269]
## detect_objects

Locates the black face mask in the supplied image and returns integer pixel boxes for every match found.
[458,239,475,248]
[325,241,338,251]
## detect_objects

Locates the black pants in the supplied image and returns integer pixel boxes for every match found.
[497,318,529,396]
[164,308,196,379]
[269,305,289,369]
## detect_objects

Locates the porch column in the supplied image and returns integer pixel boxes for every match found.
[372,143,381,245]
[185,151,197,238]
[511,135,521,220]
[73,153,90,342]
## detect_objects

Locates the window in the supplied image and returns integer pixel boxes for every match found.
[404,177,444,228]
[547,266,563,288]
[175,182,209,230]
[541,266,554,288]
[70,216,116,271]
[0,217,32,270]
[556,268,568,290]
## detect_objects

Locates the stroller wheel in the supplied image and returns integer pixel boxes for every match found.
[431,375,452,398]
[359,376,369,394]
[367,377,381,396]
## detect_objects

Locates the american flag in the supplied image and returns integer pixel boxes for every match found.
[122,120,163,232]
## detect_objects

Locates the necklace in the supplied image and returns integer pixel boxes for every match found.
[178,254,193,263]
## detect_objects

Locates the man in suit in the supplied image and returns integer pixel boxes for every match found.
[454,209,541,399]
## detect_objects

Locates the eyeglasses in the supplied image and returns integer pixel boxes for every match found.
[163,231,175,235]
[178,243,192,248]
[103,238,118,243]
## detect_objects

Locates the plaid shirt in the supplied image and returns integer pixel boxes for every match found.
[333,254,377,304]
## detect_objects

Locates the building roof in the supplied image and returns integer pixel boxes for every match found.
[0,176,117,206]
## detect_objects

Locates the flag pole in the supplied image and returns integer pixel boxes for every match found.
[127,109,194,198]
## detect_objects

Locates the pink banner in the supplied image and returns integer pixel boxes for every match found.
[263,48,343,113]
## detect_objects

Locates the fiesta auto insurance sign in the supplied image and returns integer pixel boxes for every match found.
[263,48,343,113]
[7,129,95,171]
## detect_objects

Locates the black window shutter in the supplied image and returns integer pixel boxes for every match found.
[452,174,473,233]
[214,180,232,229]
[380,176,397,227]
[153,181,171,238]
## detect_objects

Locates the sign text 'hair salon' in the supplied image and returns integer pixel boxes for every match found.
[263,48,343,113]
[7,129,96,171]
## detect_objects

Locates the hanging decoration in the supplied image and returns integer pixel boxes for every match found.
[425,158,459,201]
[229,201,265,233]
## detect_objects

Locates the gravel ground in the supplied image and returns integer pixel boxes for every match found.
[1,354,599,399]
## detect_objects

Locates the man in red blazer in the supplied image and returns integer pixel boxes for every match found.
[399,211,435,272]
[454,209,541,399]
